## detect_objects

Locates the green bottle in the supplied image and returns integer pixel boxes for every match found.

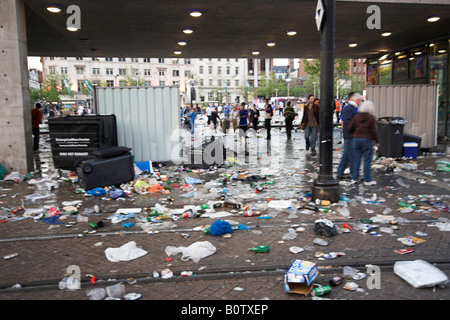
[249,245,270,253]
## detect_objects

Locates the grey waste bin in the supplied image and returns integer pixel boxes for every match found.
[376,117,408,158]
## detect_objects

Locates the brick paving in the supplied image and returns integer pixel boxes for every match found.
[0,129,449,306]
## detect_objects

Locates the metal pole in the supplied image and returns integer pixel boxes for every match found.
[311,0,340,203]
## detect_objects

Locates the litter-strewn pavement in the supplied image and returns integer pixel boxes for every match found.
[0,119,450,302]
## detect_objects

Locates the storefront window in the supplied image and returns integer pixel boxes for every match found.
[367,62,378,85]
[429,41,449,137]
[409,47,427,80]
[379,62,392,85]
[393,58,408,82]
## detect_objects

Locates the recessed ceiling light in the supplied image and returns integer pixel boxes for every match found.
[415,51,422,55]
[379,54,389,60]
[438,50,447,54]
[349,42,358,48]
[381,31,392,37]
[178,40,187,46]
[252,50,260,55]
[189,10,203,17]
[183,28,194,34]
[174,50,182,55]
[267,41,276,47]
[67,26,79,32]
[46,5,62,13]
[427,16,440,22]
[286,30,297,36]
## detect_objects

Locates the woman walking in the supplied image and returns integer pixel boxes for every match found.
[348,100,378,185]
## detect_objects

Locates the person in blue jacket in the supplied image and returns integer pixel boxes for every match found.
[336,92,362,179]
[187,107,197,134]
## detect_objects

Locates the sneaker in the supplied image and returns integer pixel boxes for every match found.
[351,180,359,184]
[311,151,317,156]
[364,180,377,186]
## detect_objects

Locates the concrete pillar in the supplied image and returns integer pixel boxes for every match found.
[0,0,33,174]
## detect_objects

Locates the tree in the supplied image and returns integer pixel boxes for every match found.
[30,88,42,104]
[302,59,351,97]
[123,67,145,86]
[41,71,72,103]
[256,72,288,98]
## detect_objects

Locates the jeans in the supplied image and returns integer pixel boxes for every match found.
[336,138,352,176]
[351,137,374,182]
[32,127,40,151]
[304,126,318,152]
[285,119,293,139]
[190,120,195,134]
[265,119,271,139]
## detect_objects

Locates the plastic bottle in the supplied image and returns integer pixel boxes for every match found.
[248,245,270,253]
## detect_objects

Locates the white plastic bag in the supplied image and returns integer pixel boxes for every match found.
[394,260,449,288]
[105,241,148,262]
[165,241,216,263]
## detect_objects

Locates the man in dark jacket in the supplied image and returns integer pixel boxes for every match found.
[336,92,362,178]
[300,95,320,155]
[283,101,296,140]
[31,103,43,152]
[250,104,260,131]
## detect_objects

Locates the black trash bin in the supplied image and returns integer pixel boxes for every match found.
[376,117,407,158]
[48,115,118,170]
[184,136,226,169]
[76,146,134,190]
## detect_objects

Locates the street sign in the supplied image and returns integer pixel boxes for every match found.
[316,0,325,31]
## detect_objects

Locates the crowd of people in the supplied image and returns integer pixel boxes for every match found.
[31,91,379,185]
[179,92,379,185]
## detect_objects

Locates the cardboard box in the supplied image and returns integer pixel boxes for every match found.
[284,260,319,295]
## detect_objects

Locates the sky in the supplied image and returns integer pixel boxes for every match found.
[28,57,42,71]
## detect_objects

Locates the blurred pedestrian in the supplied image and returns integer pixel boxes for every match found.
[264,98,273,140]
[348,100,378,185]
[335,98,341,123]
[210,105,218,131]
[238,102,250,141]
[250,104,260,131]
[336,92,362,179]
[300,95,320,155]
[231,105,239,132]
[188,107,197,135]
[283,101,296,140]
[31,103,43,152]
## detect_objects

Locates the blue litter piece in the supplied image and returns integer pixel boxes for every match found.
[185,177,203,185]
[121,222,135,228]
[209,219,233,236]
[86,188,106,196]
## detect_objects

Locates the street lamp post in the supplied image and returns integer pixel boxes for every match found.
[311,0,340,203]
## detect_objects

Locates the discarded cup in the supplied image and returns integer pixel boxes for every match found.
[87,288,106,300]
[106,283,125,298]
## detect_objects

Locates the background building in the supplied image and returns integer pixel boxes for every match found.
[41,57,275,106]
